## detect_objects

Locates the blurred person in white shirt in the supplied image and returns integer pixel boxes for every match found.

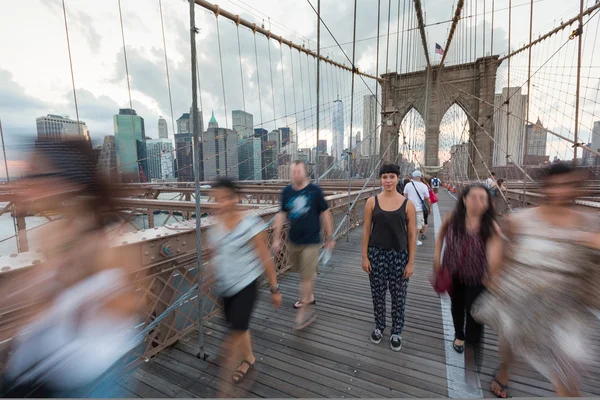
[403,170,431,246]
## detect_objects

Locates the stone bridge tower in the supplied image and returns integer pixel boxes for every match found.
[379,56,499,179]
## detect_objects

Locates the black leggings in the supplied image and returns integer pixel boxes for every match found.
[449,277,485,344]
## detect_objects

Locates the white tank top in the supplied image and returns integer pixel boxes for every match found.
[5,269,139,390]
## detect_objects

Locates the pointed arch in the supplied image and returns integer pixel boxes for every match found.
[438,101,472,166]
[398,106,426,174]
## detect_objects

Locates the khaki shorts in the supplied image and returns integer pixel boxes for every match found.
[415,211,425,230]
[288,243,320,280]
[433,187,439,193]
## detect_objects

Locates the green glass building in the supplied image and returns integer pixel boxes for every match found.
[114,108,147,183]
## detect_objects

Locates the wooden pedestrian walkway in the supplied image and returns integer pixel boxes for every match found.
[113,190,600,398]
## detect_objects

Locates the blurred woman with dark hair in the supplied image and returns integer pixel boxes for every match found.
[474,162,600,397]
[433,183,502,353]
[204,178,281,389]
[1,140,139,397]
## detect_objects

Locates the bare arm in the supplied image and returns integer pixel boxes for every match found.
[433,214,452,271]
[272,211,287,252]
[486,221,504,278]
[321,209,334,243]
[361,197,375,272]
[253,230,278,288]
[252,230,282,307]
[405,200,417,276]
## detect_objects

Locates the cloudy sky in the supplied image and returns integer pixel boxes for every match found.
[0,0,597,176]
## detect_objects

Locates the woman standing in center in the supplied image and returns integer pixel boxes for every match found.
[433,183,502,353]
[362,163,416,351]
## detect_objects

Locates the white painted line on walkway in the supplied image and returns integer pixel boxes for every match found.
[433,201,483,398]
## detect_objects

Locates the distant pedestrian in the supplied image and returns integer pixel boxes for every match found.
[419,176,432,241]
[403,170,431,246]
[362,163,415,351]
[486,172,497,196]
[272,160,334,329]
[431,176,441,193]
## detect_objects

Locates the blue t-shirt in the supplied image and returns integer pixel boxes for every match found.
[280,183,328,245]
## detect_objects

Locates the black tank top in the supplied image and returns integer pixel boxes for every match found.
[368,195,409,251]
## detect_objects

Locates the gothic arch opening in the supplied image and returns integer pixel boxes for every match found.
[439,102,470,180]
[398,107,426,176]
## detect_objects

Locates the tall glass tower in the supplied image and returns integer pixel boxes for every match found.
[114,108,147,183]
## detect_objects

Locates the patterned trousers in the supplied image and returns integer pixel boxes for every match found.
[367,247,409,335]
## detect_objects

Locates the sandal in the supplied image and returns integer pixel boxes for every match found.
[293,299,316,309]
[491,375,508,398]
[232,360,254,384]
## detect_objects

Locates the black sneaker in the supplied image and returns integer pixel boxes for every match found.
[370,329,382,344]
[421,234,427,240]
[390,334,403,351]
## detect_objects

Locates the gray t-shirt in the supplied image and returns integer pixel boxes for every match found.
[208,214,265,297]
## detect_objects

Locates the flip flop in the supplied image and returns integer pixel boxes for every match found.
[232,360,254,384]
[293,299,316,309]
[491,376,508,398]
[294,306,316,330]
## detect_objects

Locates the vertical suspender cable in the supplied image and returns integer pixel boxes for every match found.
[289,46,299,150]
[374,0,381,171]
[267,36,277,131]
[573,0,584,164]
[61,0,81,138]
[347,0,358,241]
[279,42,288,131]
[396,0,401,72]
[254,33,264,130]
[316,0,321,182]
[522,0,534,206]
[216,16,228,129]
[159,0,176,137]
[187,0,204,360]
[505,0,511,179]
[491,0,494,56]
[299,49,307,153]
[117,0,140,182]
[236,25,247,117]
[399,0,406,75]
[385,0,392,74]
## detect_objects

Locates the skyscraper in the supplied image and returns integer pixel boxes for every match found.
[262,141,278,180]
[97,135,118,183]
[158,117,168,139]
[175,133,195,182]
[203,112,239,180]
[332,98,344,165]
[317,139,327,154]
[592,121,600,153]
[493,87,528,166]
[177,113,190,134]
[114,108,147,183]
[36,114,90,142]
[363,95,377,156]
[232,110,254,139]
[523,117,549,165]
[146,138,174,181]
[278,127,291,146]
[268,129,281,153]
[238,137,262,181]
[190,107,203,135]
[254,128,268,142]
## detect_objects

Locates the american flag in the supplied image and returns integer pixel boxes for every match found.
[435,43,444,56]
